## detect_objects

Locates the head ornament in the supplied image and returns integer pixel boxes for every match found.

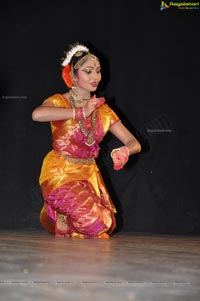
[61,44,89,67]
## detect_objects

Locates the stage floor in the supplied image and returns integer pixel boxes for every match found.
[0,230,200,300]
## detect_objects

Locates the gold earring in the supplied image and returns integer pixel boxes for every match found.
[71,80,77,95]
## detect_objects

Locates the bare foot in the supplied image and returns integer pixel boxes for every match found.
[55,214,69,238]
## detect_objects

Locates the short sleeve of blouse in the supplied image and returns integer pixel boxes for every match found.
[43,94,69,108]
[100,103,120,127]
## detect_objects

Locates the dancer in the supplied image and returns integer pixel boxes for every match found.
[32,42,141,239]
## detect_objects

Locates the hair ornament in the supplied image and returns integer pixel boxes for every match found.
[61,45,89,67]
[62,64,73,88]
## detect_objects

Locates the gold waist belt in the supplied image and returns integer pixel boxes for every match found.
[62,155,95,165]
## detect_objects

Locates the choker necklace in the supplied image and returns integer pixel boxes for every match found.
[69,91,96,147]
[69,89,90,107]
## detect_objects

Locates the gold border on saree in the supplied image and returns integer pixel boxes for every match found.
[62,155,95,165]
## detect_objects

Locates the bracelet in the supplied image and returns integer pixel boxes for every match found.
[110,146,130,158]
[110,148,121,158]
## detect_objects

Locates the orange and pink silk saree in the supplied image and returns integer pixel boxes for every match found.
[39,94,120,238]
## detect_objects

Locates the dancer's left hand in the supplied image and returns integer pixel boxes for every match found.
[111,146,129,170]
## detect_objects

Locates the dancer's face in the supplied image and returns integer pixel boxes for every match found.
[75,58,101,92]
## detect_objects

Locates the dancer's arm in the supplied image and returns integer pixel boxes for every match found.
[109,121,141,155]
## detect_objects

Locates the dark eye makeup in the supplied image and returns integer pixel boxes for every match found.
[83,68,101,74]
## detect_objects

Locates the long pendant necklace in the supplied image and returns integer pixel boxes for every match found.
[69,91,96,146]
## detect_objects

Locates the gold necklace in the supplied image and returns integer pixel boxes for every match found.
[69,92,96,146]
[69,89,90,107]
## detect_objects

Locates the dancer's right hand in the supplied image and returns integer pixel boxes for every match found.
[84,95,105,117]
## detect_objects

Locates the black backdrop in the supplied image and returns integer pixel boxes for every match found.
[0,1,199,234]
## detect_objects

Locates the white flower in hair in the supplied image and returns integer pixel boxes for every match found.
[61,44,89,67]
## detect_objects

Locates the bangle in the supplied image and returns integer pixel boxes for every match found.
[110,148,121,158]
[110,146,129,158]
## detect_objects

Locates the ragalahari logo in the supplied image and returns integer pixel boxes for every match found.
[160,1,170,10]
[160,1,200,10]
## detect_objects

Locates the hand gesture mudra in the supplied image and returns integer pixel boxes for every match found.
[111,146,130,170]
[84,95,105,117]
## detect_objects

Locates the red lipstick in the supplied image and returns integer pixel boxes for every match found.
[91,82,98,87]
